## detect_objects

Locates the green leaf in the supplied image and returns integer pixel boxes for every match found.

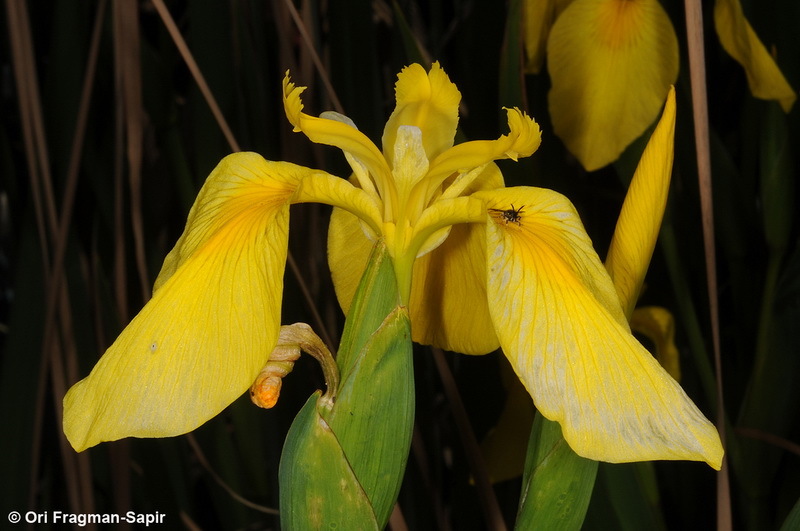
[279,239,414,528]
[779,495,800,531]
[324,306,413,525]
[278,392,380,530]
[516,413,598,530]
[594,463,667,531]
[335,239,401,374]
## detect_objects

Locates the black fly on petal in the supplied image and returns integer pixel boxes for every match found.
[489,204,525,225]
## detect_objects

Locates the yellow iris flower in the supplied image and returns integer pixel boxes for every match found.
[63,63,722,469]
[524,0,796,171]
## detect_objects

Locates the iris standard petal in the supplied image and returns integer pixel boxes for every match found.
[63,153,309,451]
[547,0,678,171]
[382,62,461,165]
[605,87,675,319]
[479,186,723,468]
[714,0,796,112]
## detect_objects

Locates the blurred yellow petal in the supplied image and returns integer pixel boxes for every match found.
[714,0,796,112]
[547,0,678,170]
[631,306,681,381]
[382,62,461,164]
[479,186,723,468]
[523,0,573,73]
[63,154,310,451]
[605,87,675,319]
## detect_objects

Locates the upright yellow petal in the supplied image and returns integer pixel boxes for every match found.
[478,186,723,468]
[547,0,678,170]
[714,0,796,112]
[382,62,462,164]
[63,153,311,451]
[605,87,675,318]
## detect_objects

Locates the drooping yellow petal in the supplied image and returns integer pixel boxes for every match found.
[478,186,723,468]
[631,306,681,382]
[714,0,796,112]
[63,153,310,451]
[605,87,675,319]
[547,0,679,171]
[328,165,504,355]
[382,62,461,164]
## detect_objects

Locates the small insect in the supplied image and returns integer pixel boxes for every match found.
[489,204,525,225]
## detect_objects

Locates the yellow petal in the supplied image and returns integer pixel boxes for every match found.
[282,73,394,198]
[631,306,681,381]
[327,202,377,314]
[605,87,675,318]
[328,166,504,354]
[63,153,310,451]
[714,0,796,112]
[382,62,462,164]
[407,220,499,354]
[426,108,542,187]
[547,0,679,170]
[478,186,723,468]
[291,171,383,237]
[523,0,573,74]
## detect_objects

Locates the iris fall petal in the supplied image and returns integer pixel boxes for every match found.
[63,153,309,451]
[479,186,723,468]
